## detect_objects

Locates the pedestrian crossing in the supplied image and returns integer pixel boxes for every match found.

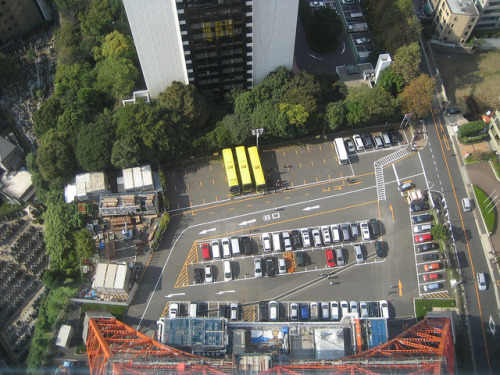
[374,147,412,201]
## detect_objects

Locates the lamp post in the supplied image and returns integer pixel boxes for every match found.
[251,128,264,149]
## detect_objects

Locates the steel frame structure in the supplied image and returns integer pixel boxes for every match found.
[86,317,454,375]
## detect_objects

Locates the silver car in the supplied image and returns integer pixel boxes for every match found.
[311,229,322,247]
[301,228,311,247]
[320,226,331,245]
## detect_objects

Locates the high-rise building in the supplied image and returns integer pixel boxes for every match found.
[474,0,500,29]
[122,0,299,98]
[430,0,478,43]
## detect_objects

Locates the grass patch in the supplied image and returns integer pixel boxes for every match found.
[415,299,456,321]
[80,303,127,320]
[473,185,496,233]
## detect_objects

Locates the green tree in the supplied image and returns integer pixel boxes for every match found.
[157,81,209,128]
[431,223,450,242]
[392,42,421,85]
[377,66,404,96]
[251,101,282,136]
[43,197,83,270]
[74,229,97,265]
[326,101,347,131]
[32,96,63,137]
[220,113,253,145]
[252,66,292,103]
[94,55,139,100]
[279,103,309,127]
[281,72,320,113]
[111,136,141,168]
[0,53,21,86]
[94,30,136,61]
[75,115,115,171]
[399,73,435,118]
[54,62,93,97]
[36,129,76,188]
[344,85,399,126]
[79,0,114,37]
[56,102,94,137]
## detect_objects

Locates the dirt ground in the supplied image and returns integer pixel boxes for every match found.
[433,47,500,118]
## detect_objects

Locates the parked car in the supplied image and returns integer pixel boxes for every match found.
[169,303,179,319]
[340,301,349,317]
[193,268,204,284]
[359,301,369,318]
[374,240,383,258]
[320,226,331,245]
[423,273,440,281]
[295,251,306,266]
[413,224,432,233]
[353,134,364,151]
[361,133,373,148]
[417,243,439,252]
[330,224,341,242]
[350,222,359,238]
[354,244,364,263]
[301,228,312,247]
[311,229,322,247]
[415,234,432,243]
[387,129,399,143]
[278,258,286,274]
[399,182,414,192]
[477,272,487,291]
[201,243,211,260]
[423,282,442,292]
[254,258,263,278]
[330,301,340,320]
[446,107,461,115]
[291,230,302,248]
[379,300,389,319]
[204,265,214,283]
[211,240,221,259]
[240,236,252,255]
[321,302,330,320]
[281,231,293,251]
[261,233,272,252]
[325,249,336,267]
[410,203,430,212]
[360,222,371,240]
[424,262,441,272]
[349,301,359,317]
[265,257,275,276]
[369,218,380,237]
[355,37,370,44]
[461,198,472,212]
[340,223,350,242]
[289,302,299,321]
[345,138,356,153]
[268,301,278,321]
[411,213,433,224]
[422,253,439,261]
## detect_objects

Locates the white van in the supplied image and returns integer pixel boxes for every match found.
[211,240,221,259]
[336,248,345,266]
[189,303,197,318]
[461,198,472,212]
[330,301,340,321]
[350,12,363,19]
[169,303,179,319]
[373,135,383,149]
[223,260,232,281]
[229,302,238,321]
[269,301,278,321]
[381,131,391,147]
[221,238,231,258]
[230,237,240,256]
[272,233,282,252]
[353,134,364,151]
[330,225,341,242]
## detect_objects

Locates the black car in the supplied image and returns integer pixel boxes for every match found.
[369,218,380,237]
[374,240,383,258]
[361,133,373,148]
[410,203,430,212]
[411,214,433,224]
[265,257,276,276]
[291,230,302,248]
[193,268,204,284]
[423,253,440,261]
[240,236,252,255]
[416,243,439,252]
[446,107,461,115]
[387,129,399,143]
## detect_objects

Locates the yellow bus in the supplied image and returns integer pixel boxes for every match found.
[247,146,266,193]
[235,146,253,194]
[222,148,240,195]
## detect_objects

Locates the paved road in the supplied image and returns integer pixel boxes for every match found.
[421,104,499,373]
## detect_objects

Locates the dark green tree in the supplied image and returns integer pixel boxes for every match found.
[281,72,320,113]
[36,129,76,188]
[0,53,21,86]
[252,66,292,103]
[157,81,209,128]
[220,113,253,145]
[74,229,97,265]
[94,55,139,100]
[33,96,63,137]
[326,101,347,130]
[431,223,451,242]
[111,136,142,168]
[75,115,115,171]
[56,102,94,138]
[377,66,404,96]
[392,42,422,85]
[344,85,399,126]
[78,0,114,37]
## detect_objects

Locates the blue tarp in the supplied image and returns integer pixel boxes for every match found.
[368,320,388,348]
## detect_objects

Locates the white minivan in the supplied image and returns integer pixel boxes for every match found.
[223,260,232,281]
[211,240,221,259]
[230,237,240,256]
[221,238,231,258]
[269,301,278,321]
[461,198,472,212]
[272,233,282,252]
[353,134,364,151]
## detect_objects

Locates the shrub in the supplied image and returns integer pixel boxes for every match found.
[457,120,487,138]
[473,185,496,233]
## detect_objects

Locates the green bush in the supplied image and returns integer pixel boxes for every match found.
[460,133,488,144]
[457,120,487,138]
[473,185,496,233]
[415,299,456,321]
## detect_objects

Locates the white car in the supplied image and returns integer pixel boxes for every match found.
[268,301,278,321]
[282,231,293,251]
[349,301,359,317]
[169,302,179,319]
[289,302,299,321]
[353,134,364,151]
[477,273,487,291]
[355,37,370,44]
[330,224,341,242]
[413,224,432,233]
[254,258,263,278]
[360,301,369,318]
[320,226,331,245]
[330,301,340,320]
[301,228,312,247]
[321,302,330,320]
[278,258,286,274]
[360,221,371,241]
[261,233,272,252]
[379,300,389,319]
[340,300,349,317]
[354,244,364,264]
[311,229,322,247]
[211,240,221,259]
[204,265,213,283]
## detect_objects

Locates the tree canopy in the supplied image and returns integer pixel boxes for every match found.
[391,42,422,85]
[399,73,435,118]
[75,114,115,171]
[74,229,97,265]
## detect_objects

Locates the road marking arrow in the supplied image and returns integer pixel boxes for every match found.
[239,219,256,226]
[166,293,185,298]
[302,205,320,211]
[198,228,216,235]
[216,290,235,295]
[390,204,394,222]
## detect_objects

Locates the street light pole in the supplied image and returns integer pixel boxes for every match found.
[251,128,264,149]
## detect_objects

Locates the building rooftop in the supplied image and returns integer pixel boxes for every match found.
[336,63,374,88]
[0,170,35,201]
[64,172,107,203]
[447,0,478,15]
[0,137,16,162]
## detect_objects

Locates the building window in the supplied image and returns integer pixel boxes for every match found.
[448,30,451,34]
[454,17,458,21]
[451,24,454,27]
[471,18,476,21]
[468,25,472,29]
[464,31,468,35]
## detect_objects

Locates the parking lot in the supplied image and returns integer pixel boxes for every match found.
[127,126,455,333]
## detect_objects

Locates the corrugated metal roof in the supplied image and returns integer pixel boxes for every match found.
[104,264,118,289]
[123,168,135,191]
[132,167,143,189]
[93,263,108,288]
[114,264,128,290]
[141,165,153,187]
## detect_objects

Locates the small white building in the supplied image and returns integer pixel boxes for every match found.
[56,325,73,348]
[64,172,107,203]
[92,263,132,297]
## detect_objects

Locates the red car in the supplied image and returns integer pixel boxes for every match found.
[414,234,432,243]
[424,263,441,272]
[201,243,211,260]
[325,249,336,267]
[423,273,440,281]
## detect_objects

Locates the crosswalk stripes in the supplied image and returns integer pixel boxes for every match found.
[421,291,450,299]
[161,301,170,318]
[374,147,412,201]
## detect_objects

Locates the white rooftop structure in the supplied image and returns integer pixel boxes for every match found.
[122,165,153,192]
[64,172,107,203]
[92,263,131,296]
[55,325,73,348]
[0,170,35,205]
